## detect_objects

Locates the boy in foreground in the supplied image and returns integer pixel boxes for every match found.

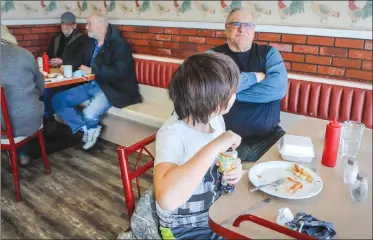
[154,52,244,239]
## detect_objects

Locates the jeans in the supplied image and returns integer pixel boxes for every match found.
[287,212,336,239]
[43,89,55,118]
[51,81,111,134]
[43,87,69,118]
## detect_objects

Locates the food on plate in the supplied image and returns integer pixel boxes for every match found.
[290,163,312,183]
[287,177,303,193]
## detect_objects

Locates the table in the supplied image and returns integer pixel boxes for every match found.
[209,118,372,239]
[45,68,95,88]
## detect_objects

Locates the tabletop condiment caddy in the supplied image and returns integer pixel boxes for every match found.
[37,52,50,74]
[320,118,369,202]
[277,119,369,202]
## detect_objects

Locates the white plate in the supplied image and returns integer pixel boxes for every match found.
[248,161,323,199]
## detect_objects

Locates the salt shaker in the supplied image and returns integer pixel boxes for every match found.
[344,158,358,184]
[351,173,368,202]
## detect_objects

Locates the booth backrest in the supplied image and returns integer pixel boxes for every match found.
[135,58,180,88]
[283,79,372,128]
[133,57,373,128]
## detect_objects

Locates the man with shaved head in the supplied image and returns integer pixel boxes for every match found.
[210,8,288,162]
[52,13,141,150]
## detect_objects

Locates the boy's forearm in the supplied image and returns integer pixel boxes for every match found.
[155,139,223,211]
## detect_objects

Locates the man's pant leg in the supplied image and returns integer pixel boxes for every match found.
[43,86,70,118]
[43,89,55,119]
[237,125,286,161]
[82,82,111,130]
[51,83,94,134]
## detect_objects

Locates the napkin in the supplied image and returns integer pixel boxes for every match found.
[276,207,294,225]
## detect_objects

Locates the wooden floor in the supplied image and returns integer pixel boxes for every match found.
[1,140,153,239]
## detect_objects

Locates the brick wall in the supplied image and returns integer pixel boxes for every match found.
[7,24,372,82]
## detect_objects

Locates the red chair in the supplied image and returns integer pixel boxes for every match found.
[1,87,51,202]
[117,134,316,239]
[117,134,156,220]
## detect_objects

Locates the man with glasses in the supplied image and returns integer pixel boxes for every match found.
[210,7,288,162]
[51,13,141,150]
[44,12,90,133]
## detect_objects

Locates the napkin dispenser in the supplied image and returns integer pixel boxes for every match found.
[278,135,315,163]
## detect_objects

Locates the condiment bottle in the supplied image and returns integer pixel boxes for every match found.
[344,158,358,184]
[42,52,50,73]
[321,118,342,167]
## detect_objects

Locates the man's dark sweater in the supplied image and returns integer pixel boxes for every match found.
[211,43,288,139]
[47,29,90,65]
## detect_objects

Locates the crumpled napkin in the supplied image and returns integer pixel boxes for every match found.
[276,207,294,225]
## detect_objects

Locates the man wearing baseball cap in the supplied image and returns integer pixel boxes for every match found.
[44,11,90,133]
[47,11,89,67]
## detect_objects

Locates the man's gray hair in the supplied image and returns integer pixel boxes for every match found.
[90,12,109,27]
[225,7,253,24]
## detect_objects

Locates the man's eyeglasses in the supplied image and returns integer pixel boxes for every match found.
[227,22,255,30]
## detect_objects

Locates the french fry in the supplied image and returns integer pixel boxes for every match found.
[289,182,303,192]
[290,164,313,183]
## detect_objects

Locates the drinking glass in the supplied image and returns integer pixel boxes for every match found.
[340,121,365,159]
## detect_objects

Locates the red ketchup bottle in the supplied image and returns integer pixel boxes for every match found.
[321,118,342,167]
[42,52,50,74]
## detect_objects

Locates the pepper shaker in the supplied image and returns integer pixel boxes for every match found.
[351,172,368,202]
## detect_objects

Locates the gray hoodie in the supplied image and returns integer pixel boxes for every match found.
[1,42,45,138]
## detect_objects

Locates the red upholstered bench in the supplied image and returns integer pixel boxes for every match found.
[129,54,372,129]
[115,54,372,220]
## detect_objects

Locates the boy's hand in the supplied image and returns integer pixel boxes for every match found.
[216,130,242,152]
[222,158,243,185]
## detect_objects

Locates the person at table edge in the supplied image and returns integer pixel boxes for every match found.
[51,13,141,150]
[44,11,91,133]
[210,7,288,162]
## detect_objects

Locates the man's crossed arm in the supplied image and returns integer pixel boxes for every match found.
[236,47,288,103]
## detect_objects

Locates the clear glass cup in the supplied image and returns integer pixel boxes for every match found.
[340,121,365,159]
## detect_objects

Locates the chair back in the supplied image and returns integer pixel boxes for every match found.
[117,134,156,220]
[1,86,16,145]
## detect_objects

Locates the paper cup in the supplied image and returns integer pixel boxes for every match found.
[63,65,73,78]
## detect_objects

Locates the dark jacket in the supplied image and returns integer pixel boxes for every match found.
[73,24,142,108]
[47,29,90,65]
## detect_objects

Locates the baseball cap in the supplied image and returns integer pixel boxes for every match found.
[60,12,76,23]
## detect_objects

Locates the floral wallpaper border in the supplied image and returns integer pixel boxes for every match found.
[1,1,372,31]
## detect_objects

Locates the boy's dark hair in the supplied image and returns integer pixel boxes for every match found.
[169,51,240,125]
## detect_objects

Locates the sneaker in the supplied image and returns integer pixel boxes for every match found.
[2,151,30,166]
[19,154,30,166]
[82,126,102,150]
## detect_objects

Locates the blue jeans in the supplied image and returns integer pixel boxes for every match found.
[43,89,55,118]
[51,81,111,134]
[43,87,68,118]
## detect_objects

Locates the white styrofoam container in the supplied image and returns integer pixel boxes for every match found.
[278,135,315,163]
